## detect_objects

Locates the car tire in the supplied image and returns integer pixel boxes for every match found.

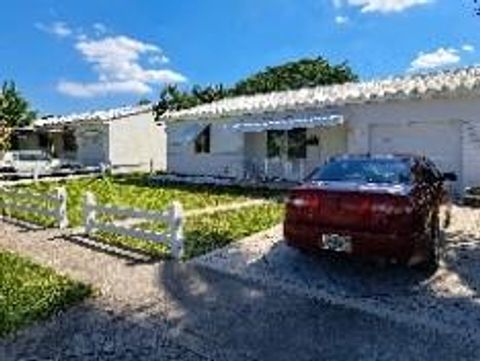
[421,215,442,273]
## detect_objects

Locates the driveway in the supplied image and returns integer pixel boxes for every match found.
[1,206,480,360]
[193,206,480,340]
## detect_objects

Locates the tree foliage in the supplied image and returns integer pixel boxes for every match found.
[154,56,357,118]
[0,81,36,151]
[0,122,11,152]
[231,57,358,96]
[0,81,36,128]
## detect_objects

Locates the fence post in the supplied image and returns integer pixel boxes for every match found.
[84,192,97,234]
[33,163,40,182]
[56,187,69,229]
[0,187,5,218]
[169,201,184,260]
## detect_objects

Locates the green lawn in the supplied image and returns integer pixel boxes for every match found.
[0,251,92,337]
[95,203,284,259]
[11,174,283,227]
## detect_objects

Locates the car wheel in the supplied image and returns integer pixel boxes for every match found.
[422,215,442,273]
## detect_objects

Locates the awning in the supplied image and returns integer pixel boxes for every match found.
[171,123,207,146]
[225,114,344,133]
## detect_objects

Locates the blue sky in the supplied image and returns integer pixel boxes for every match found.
[0,0,478,115]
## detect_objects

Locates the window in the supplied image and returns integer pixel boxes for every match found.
[267,128,307,159]
[267,130,284,158]
[287,128,307,159]
[63,128,78,152]
[194,125,211,154]
[414,159,440,184]
[38,132,50,149]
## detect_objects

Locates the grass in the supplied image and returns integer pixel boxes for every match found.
[11,174,282,227]
[94,203,284,259]
[0,251,92,337]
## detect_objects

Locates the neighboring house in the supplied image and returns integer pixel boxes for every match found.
[162,67,480,193]
[14,105,166,172]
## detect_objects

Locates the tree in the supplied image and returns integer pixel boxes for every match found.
[0,81,36,151]
[0,81,36,128]
[137,98,152,106]
[0,121,11,152]
[231,57,358,96]
[154,56,358,118]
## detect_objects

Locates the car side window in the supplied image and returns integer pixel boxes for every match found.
[424,159,442,180]
[417,159,440,184]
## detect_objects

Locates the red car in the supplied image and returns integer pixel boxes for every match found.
[284,154,456,270]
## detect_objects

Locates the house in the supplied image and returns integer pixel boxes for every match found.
[162,67,480,193]
[15,104,166,172]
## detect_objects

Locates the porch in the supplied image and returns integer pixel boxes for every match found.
[237,115,348,182]
[12,126,78,161]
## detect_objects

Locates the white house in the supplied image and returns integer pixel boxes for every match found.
[20,104,166,172]
[162,67,480,193]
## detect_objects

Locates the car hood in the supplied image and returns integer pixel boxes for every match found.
[298,181,414,196]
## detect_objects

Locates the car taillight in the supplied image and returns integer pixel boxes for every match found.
[286,194,319,209]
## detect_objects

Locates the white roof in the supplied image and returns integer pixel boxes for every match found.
[162,67,480,122]
[34,104,153,127]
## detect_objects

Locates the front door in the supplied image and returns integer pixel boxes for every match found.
[265,128,307,181]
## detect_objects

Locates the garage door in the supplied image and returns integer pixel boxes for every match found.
[369,121,462,178]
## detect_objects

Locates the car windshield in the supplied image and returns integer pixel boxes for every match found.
[308,158,412,184]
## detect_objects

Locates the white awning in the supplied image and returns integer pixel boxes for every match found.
[225,114,344,133]
[172,124,207,146]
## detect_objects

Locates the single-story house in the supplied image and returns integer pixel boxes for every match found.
[162,67,480,193]
[15,104,166,171]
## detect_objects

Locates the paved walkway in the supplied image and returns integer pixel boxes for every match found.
[1,220,480,360]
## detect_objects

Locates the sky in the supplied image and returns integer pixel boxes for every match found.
[0,0,479,115]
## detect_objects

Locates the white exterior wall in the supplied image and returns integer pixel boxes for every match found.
[167,112,348,180]
[346,97,480,190]
[108,112,166,171]
[167,120,244,178]
[76,123,109,166]
[167,96,480,190]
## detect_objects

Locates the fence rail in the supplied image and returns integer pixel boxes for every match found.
[83,192,184,259]
[0,186,69,229]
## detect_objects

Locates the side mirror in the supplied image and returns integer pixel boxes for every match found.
[442,172,457,182]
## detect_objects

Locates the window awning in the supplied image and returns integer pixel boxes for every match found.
[172,124,208,146]
[225,114,344,133]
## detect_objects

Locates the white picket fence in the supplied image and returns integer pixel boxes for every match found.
[0,186,69,229]
[83,192,185,259]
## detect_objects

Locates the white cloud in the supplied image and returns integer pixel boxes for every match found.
[335,15,349,24]
[36,21,73,38]
[57,35,187,98]
[57,80,151,97]
[335,0,432,13]
[149,54,170,65]
[462,44,475,53]
[409,47,460,71]
[93,23,108,36]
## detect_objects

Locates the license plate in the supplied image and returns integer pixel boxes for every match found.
[321,234,352,253]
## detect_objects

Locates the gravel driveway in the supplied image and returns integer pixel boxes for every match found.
[193,205,480,341]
